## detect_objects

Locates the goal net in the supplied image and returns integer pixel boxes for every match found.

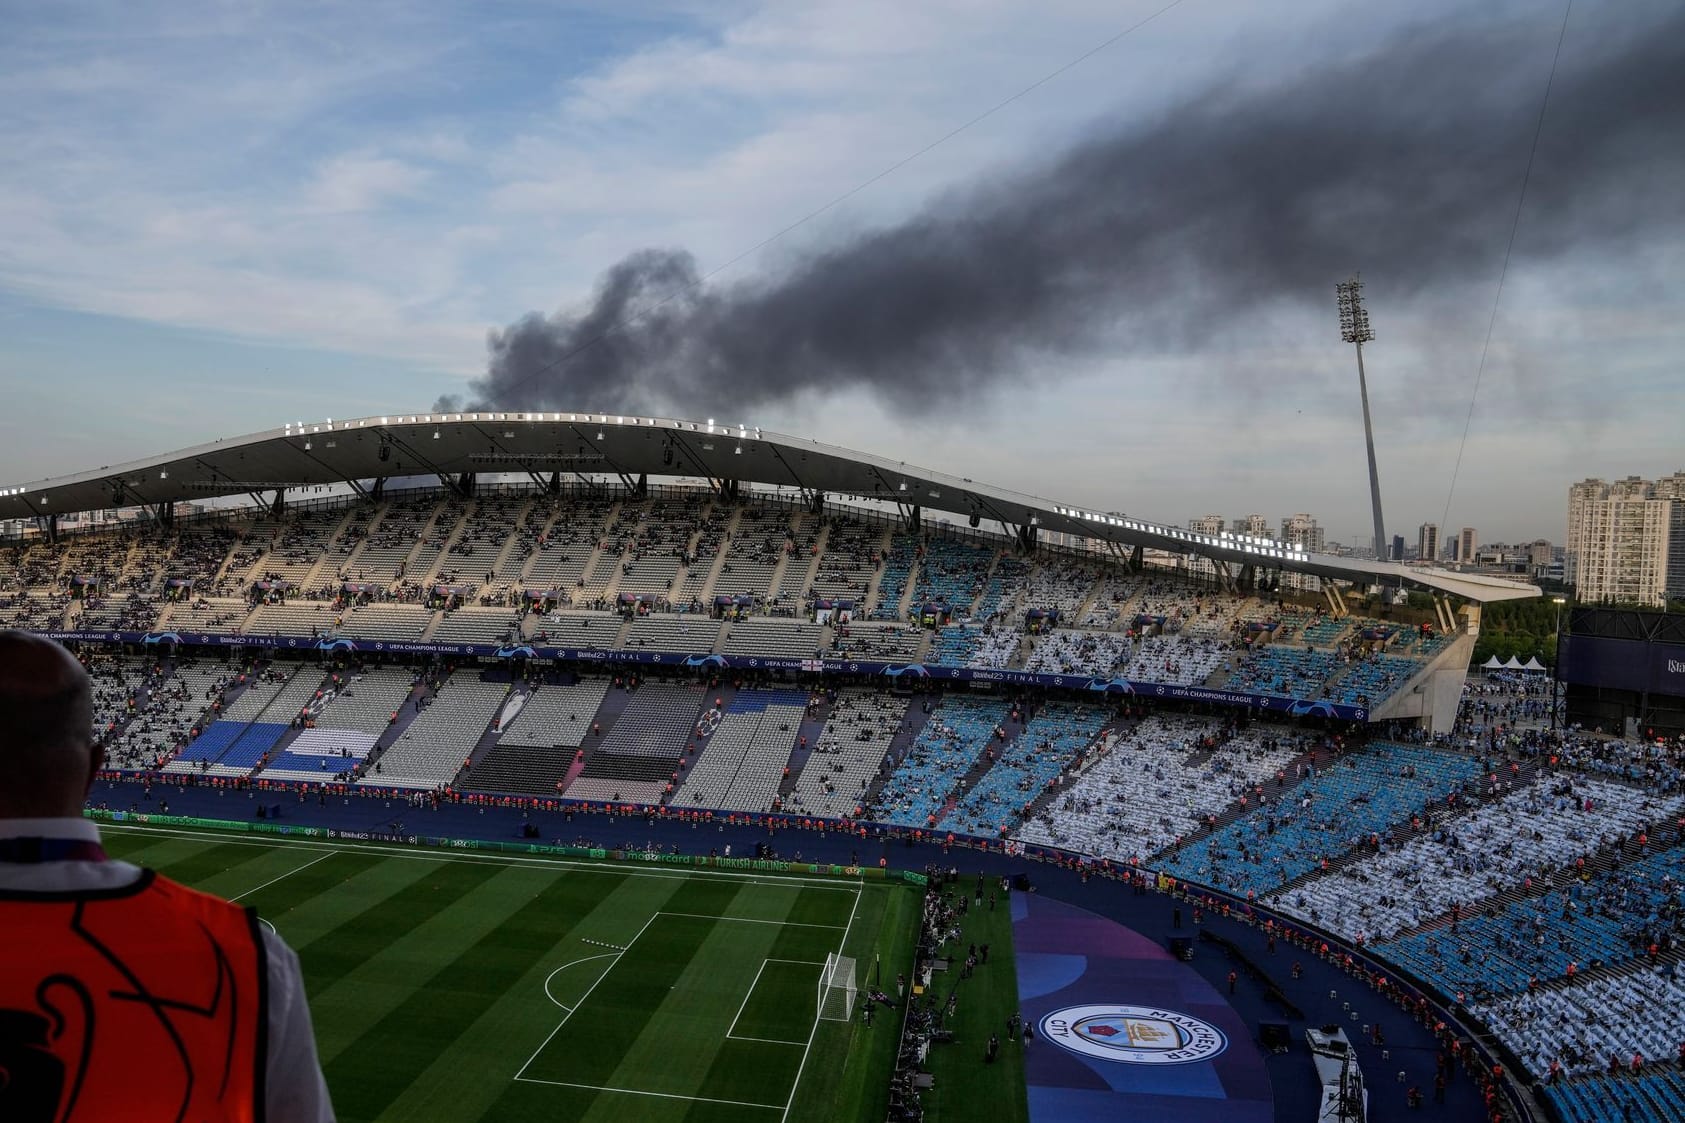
[818,953,858,1022]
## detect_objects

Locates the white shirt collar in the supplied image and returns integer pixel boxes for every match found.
[0,817,102,843]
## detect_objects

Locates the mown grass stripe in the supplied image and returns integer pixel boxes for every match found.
[917,882,1029,1123]
[786,884,859,928]
[93,824,931,1123]
[729,960,822,1042]
[575,882,806,1119]
[308,860,565,1059]
[323,870,663,1121]
[97,833,221,872]
[248,851,434,953]
[525,913,717,1094]
[294,858,494,999]
[373,875,684,1123]
[782,885,906,1123]
[100,834,281,887]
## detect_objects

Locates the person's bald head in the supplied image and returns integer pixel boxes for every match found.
[0,630,99,818]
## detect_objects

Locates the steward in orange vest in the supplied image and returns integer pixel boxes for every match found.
[1,869,266,1122]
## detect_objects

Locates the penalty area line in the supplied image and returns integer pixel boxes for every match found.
[514,911,660,1081]
[543,953,620,1011]
[512,1076,783,1111]
[781,885,864,1123]
[230,851,332,902]
[728,958,830,1042]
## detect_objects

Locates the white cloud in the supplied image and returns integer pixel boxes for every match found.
[304,155,431,214]
[0,0,1677,544]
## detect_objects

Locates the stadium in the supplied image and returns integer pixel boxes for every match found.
[3,411,1680,1123]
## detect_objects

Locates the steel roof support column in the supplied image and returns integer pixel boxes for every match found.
[1213,557,1236,595]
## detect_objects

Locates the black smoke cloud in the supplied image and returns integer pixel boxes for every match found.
[439,6,1685,416]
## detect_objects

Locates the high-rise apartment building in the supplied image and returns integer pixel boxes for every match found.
[1418,522,1440,564]
[1565,474,1685,607]
[1276,514,1325,590]
[1239,514,1270,537]
[1279,513,1325,553]
[1183,515,1226,580]
[1457,527,1478,564]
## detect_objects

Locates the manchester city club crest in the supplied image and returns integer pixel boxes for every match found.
[1039,1004,1228,1065]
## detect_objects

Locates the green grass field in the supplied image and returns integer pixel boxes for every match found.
[98,823,924,1123]
[919,890,1030,1123]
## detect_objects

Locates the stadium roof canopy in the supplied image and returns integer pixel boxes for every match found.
[0,410,1538,604]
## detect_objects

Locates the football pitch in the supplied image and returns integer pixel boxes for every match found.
[99,823,921,1123]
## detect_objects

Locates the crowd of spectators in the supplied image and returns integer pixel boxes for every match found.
[1280,775,1684,944]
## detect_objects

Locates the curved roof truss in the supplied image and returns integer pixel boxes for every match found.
[0,410,1539,604]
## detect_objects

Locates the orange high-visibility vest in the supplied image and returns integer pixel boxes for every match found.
[0,870,266,1123]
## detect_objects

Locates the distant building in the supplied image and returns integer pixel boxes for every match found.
[1278,514,1324,590]
[1239,514,1270,537]
[1565,473,1685,607]
[1457,527,1478,564]
[1280,514,1325,554]
[1418,522,1440,564]
[1185,515,1225,579]
[1391,534,1405,561]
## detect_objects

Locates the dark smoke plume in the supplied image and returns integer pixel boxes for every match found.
[439,7,1685,415]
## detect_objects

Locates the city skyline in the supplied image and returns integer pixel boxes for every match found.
[2,0,1681,546]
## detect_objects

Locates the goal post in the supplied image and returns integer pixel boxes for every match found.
[818,953,858,1022]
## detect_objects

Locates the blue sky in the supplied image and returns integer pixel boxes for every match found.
[1,0,1680,547]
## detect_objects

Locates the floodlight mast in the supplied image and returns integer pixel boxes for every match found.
[1337,275,1388,566]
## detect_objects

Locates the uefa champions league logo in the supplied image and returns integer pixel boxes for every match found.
[1039,1004,1227,1065]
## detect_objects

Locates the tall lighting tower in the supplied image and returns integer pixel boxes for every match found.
[1337,275,1388,565]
